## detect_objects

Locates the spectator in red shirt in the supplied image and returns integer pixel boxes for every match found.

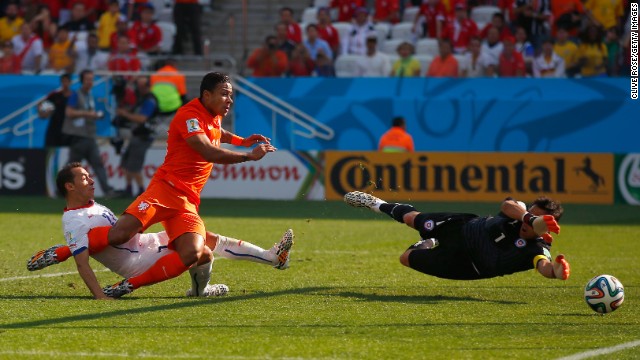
[108,34,142,72]
[498,36,526,77]
[280,7,302,44]
[373,0,400,24]
[479,12,513,41]
[246,35,289,77]
[316,7,340,58]
[110,17,130,53]
[288,43,314,76]
[0,41,21,74]
[413,0,447,39]
[128,4,162,55]
[331,0,365,23]
[443,2,478,54]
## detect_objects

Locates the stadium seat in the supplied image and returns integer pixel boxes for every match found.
[471,6,501,26]
[414,54,433,75]
[334,54,362,77]
[156,21,176,53]
[381,38,404,55]
[416,38,439,56]
[332,22,353,43]
[313,0,330,8]
[301,7,318,24]
[374,22,391,43]
[402,7,419,23]
[151,0,174,22]
[390,22,416,42]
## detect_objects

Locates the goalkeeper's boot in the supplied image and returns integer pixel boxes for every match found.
[27,245,64,271]
[102,279,134,298]
[344,191,385,211]
[185,284,229,297]
[270,229,294,270]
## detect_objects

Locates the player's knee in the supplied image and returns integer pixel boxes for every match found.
[198,245,213,265]
[399,250,412,267]
[402,212,419,228]
[175,233,205,266]
[108,214,142,245]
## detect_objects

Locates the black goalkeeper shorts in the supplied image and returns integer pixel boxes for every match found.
[406,212,482,280]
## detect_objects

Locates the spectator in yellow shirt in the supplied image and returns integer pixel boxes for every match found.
[97,0,122,50]
[553,27,578,76]
[47,27,76,73]
[378,117,415,153]
[584,0,624,31]
[577,25,608,77]
[391,42,421,77]
[0,2,24,43]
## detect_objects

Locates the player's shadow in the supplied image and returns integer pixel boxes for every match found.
[0,286,330,329]
[330,291,525,305]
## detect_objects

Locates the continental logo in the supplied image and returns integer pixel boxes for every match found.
[325,152,613,204]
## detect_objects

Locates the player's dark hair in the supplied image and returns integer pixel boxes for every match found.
[60,73,71,81]
[392,116,405,127]
[199,72,231,99]
[532,196,564,221]
[56,162,83,197]
[79,69,92,84]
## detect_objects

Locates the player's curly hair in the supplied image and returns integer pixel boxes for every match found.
[199,72,231,99]
[532,196,564,221]
[56,162,84,197]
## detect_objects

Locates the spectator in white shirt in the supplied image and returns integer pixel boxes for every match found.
[356,35,392,77]
[342,7,377,56]
[461,37,495,77]
[532,39,565,78]
[481,27,503,67]
[75,33,109,72]
[12,22,43,74]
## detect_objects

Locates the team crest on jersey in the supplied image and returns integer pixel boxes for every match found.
[424,220,434,231]
[514,238,526,248]
[186,119,201,133]
[138,201,150,212]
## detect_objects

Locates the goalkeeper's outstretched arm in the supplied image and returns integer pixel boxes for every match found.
[536,255,571,280]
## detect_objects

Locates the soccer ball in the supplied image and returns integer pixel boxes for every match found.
[39,100,55,113]
[584,274,624,314]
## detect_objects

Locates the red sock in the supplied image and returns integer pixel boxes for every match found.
[128,252,190,289]
[87,226,111,254]
[54,246,71,262]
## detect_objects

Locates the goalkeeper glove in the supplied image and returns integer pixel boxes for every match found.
[553,255,570,280]
[522,212,560,235]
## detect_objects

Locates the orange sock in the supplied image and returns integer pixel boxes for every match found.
[128,252,190,289]
[87,226,111,254]
[54,246,71,262]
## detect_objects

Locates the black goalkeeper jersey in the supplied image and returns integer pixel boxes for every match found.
[461,213,551,278]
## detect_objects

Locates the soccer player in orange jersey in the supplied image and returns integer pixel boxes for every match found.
[84,72,278,298]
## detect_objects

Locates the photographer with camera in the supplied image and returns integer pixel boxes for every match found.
[246,35,289,77]
[62,69,115,198]
[113,75,158,198]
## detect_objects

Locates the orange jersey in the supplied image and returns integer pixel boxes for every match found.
[378,127,414,152]
[153,98,222,205]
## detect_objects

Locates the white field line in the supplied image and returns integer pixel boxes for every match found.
[555,339,640,360]
[0,269,110,282]
[0,350,327,360]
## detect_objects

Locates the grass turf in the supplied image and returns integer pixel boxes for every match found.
[0,196,638,359]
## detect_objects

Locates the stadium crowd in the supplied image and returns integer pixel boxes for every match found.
[246,0,632,78]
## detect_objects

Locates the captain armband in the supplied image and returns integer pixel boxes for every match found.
[532,254,550,272]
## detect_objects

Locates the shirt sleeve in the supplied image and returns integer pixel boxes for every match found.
[139,97,157,118]
[67,91,79,108]
[63,217,90,256]
[174,109,205,140]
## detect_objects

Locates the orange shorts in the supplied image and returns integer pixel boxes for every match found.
[124,179,206,244]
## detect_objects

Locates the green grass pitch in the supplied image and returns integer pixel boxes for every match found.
[0,196,638,359]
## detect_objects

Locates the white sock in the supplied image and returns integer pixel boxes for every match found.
[188,260,212,297]
[213,235,275,265]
